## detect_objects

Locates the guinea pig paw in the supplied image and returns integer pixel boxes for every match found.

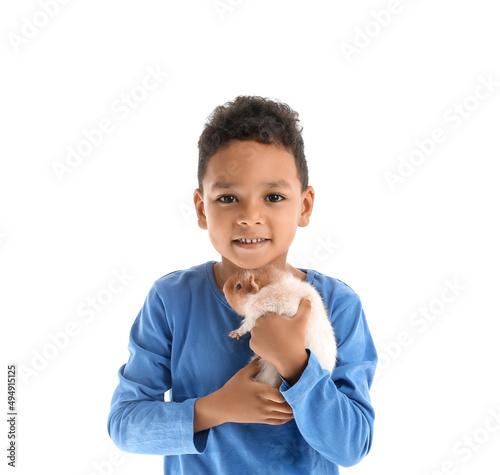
[228,330,242,340]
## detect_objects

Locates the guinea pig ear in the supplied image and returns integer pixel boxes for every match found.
[248,274,259,293]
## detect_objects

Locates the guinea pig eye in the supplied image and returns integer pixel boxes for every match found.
[235,283,242,290]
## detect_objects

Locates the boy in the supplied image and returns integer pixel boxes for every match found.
[107,96,378,474]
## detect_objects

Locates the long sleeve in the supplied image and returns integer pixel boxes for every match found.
[107,283,208,455]
[280,296,377,467]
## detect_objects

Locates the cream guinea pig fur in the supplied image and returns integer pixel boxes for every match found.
[223,265,337,387]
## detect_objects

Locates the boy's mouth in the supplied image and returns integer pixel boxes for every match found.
[232,238,269,248]
[234,238,268,243]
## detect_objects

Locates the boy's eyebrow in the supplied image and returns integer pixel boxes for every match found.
[264,179,293,189]
[210,179,292,191]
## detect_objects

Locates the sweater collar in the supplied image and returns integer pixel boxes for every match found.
[204,260,315,309]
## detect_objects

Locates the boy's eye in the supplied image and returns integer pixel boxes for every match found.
[218,195,237,203]
[266,194,284,202]
[217,194,284,203]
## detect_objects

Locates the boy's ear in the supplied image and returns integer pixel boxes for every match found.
[298,186,315,227]
[248,274,259,293]
[193,189,208,230]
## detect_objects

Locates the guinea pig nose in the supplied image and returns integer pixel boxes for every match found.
[236,283,242,290]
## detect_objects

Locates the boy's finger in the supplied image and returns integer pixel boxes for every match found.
[260,392,293,413]
[294,295,312,320]
[265,416,294,425]
[266,401,294,417]
[268,399,292,414]
[260,386,288,404]
[243,358,262,377]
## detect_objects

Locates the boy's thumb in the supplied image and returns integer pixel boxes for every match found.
[245,357,262,377]
[296,295,312,320]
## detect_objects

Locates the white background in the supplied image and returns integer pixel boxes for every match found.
[1,1,499,474]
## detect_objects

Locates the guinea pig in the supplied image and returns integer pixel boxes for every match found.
[223,265,337,387]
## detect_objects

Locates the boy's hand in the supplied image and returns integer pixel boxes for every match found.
[193,359,294,432]
[218,359,294,424]
[249,296,311,385]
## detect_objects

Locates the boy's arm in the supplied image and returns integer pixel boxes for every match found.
[251,296,378,468]
[107,283,208,455]
[108,282,295,454]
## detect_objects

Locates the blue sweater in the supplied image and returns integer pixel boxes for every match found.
[107,261,377,474]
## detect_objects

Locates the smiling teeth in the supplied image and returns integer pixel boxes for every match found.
[237,238,266,243]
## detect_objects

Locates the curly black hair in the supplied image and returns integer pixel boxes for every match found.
[197,96,308,194]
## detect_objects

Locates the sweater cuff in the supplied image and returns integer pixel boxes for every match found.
[181,398,209,454]
[279,350,327,404]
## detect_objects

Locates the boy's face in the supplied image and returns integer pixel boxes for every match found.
[193,140,314,274]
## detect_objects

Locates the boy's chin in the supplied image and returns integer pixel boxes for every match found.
[223,254,286,272]
[219,255,262,270]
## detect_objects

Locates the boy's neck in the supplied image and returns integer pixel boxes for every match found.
[212,259,306,291]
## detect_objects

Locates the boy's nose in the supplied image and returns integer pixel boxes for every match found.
[238,217,263,226]
[237,203,264,226]
[237,214,263,226]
